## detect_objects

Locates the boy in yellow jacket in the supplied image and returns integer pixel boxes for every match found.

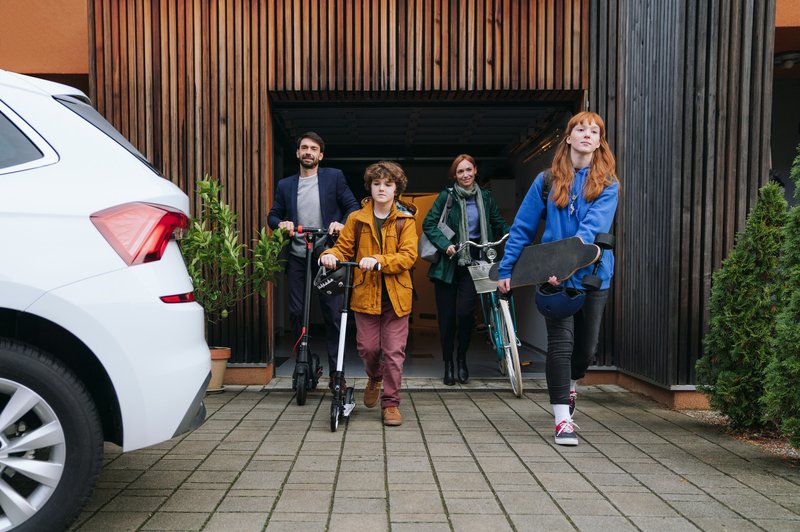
[320,161,418,426]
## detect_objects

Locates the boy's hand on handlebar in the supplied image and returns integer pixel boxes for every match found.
[278,220,295,237]
[359,256,380,271]
[445,244,457,257]
[497,278,511,293]
[547,275,560,286]
[328,221,344,235]
[320,254,338,269]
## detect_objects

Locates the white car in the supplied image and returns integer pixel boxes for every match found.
[0,70,210,531]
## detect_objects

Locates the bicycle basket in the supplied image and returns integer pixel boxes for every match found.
[467,261,497,294]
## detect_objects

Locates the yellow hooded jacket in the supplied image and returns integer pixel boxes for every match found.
[321,198,418,316]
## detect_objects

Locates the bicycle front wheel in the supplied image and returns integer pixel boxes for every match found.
[499,298,523,397]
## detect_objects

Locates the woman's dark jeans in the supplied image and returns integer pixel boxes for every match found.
[433,266,477,362]
[545,288,608,405]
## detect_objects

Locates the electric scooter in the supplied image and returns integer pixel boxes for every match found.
[324,260,379,431]
[292,226,329,406]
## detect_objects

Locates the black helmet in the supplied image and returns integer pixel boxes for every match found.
[313,266,348,296]
[535,283,586,319]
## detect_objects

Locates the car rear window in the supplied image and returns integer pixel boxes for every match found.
[54,95,159,175]
[0,111,43,170]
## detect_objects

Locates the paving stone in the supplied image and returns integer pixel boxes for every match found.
[556,497,621,516]
[231,470,286,490]
[101,494,166,512]
[75,511,151,531]
[332,496,386,513]
[216,494,277,512]
[202,512,269,531]
[390,522,450,531]
[160,489,225,512]
[443,496,504,515]
[571,515,638,531]
[449,514,514,531]
[272,489,333,514]
[328,512,388,531]
[688,518,762,531]
[604,492,680,517]
[140,512,209,530]
[388,490,446,514]
[629,516,701,531]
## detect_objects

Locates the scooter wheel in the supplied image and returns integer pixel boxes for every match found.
[310,353,322,389]
[295,367,308,406]
[344,387,354,408]
[330,403,340,432]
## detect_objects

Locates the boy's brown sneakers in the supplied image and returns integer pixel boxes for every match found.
[382,406,402,426]
[364,378,382,408]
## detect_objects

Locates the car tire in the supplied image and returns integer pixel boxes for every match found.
[0,340,103,532]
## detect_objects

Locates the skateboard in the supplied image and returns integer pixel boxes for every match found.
[488,236,600,288]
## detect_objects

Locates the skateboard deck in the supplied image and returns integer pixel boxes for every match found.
[488,237,600,288]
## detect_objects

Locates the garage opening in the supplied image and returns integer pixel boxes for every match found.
[270,100,575,380]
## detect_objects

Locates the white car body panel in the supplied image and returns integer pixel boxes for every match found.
[0,69,209,451]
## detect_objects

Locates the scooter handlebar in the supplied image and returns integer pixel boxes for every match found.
[296,225,329,235]
[336,260,381,272]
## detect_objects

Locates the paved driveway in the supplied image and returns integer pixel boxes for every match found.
[72,380,800,531]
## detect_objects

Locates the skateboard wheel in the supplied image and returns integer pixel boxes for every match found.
[594,233,615,250]
[581,274,602,291]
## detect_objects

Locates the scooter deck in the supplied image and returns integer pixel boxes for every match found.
[488,237,600,288]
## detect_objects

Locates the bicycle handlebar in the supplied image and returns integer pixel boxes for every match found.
[329,260,381,272]
[454,233,509,253]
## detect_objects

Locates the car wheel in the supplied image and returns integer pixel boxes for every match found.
[0,340,103,532]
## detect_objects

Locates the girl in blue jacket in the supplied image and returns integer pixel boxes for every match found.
[497,111,620,446]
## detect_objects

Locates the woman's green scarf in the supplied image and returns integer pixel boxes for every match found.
[453,183,489,266]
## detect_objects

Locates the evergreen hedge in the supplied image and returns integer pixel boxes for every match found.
[762,145,800,445]
[696,181,788,430]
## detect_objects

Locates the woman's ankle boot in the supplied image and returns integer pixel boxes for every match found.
[443,361,455,385]
[457,358,469,384]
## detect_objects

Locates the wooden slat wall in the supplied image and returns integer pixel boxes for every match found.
[267,0,589,95]
[589,0,775,386]
[89,0,589,364]
[90,0,775,383]
[90,0,273,363]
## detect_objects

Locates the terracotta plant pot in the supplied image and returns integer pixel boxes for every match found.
[208,346,231,392]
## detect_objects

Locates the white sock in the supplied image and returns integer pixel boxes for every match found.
[570,380,577,392]
[552,404,571,426]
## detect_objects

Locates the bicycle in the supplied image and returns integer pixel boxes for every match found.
[455,234,523,397]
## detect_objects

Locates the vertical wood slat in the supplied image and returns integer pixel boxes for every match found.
[588,0,775,386]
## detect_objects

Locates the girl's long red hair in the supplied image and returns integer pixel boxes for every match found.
[549,111,619,208]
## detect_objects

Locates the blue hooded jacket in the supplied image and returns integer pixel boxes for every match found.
[498,167,618,289]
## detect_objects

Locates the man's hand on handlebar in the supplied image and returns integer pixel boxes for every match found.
[445,245,457,257]
[278,220,295,237]
[328,221,344,235]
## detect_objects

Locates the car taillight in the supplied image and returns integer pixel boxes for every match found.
[91,202,189,265]
[160,292,196,303]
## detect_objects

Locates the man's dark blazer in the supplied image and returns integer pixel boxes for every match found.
[267,167,359,230]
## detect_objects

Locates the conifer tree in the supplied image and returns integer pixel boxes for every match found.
[696,181,788,429]
[762,144,800,445]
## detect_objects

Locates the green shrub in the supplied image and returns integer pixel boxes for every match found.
[180,177,287,324]
[762,144,800,445]
[696,181,788,430]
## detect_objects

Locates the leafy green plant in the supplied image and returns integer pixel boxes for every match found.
[179,176,287,324]
[696,181,788,430]
[762,144,800,445]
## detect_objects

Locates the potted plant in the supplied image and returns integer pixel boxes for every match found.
[179,176,287,391]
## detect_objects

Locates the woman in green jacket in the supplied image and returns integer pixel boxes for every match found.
[422,154,510,385]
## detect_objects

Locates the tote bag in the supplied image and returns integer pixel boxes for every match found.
[419,192,454,263]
